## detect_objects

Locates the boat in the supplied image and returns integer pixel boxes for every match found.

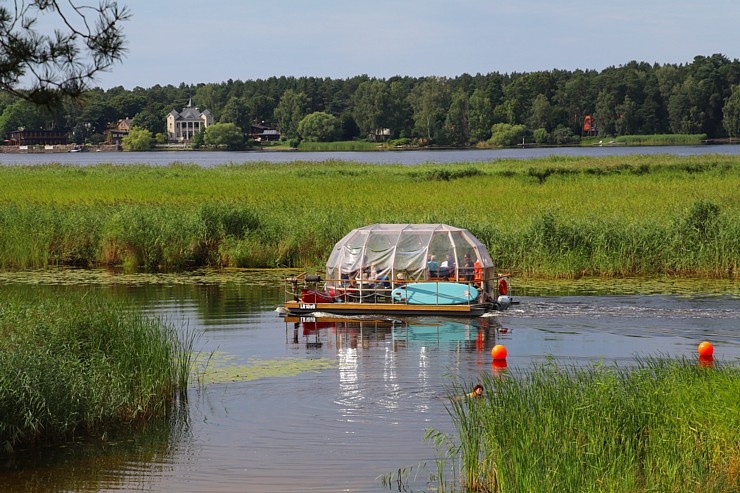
[281,224,515,317]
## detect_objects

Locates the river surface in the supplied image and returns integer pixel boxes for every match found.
[0,274,738,493]
[2,144,740,166]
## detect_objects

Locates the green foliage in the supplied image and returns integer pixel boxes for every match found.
[351,79,392,136]
[389,137,413,147]
[0,292,195,452]
[5,53,740,147]
[122,126,154,151]
[297,111,340,142]
[408,77,451,143]
[0,2,130,106]
[203,122,246,150]
[551,125,579,145]
[722,84,740,137]
[488,123,526,146]
[532,127,549,144]
[0,100,48,137]
[191,128,205,149]
[274,89,309,139]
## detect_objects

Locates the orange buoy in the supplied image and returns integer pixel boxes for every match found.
[491,344,507,360]
[698,341,714,357]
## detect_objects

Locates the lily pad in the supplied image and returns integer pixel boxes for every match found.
[194,351,336,384]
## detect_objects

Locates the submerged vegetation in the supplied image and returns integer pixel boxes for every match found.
[421,359,740,492]
[0,154,738,278]
[0,292,195,453]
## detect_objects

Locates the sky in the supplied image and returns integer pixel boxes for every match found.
[79,0,740,89]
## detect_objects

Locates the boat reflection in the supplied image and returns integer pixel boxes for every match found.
[285,315,509,352]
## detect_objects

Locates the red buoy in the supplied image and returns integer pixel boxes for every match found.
[698,341,714,357]
[491,344,507,360]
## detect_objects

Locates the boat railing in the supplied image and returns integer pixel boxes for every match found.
[285,274,491,306]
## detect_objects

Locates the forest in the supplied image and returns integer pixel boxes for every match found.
[3,53,740,147]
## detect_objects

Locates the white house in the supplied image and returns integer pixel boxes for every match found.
[166,98,213,142]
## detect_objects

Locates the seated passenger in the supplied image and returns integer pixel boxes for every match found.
[461,254,474,281]
[395,272,406,286]
[447,255,456,277]
[427,255,439,279]
[439,258,449,278]
[439,254,454,278]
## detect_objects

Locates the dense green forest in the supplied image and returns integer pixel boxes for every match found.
[3,53,740,146]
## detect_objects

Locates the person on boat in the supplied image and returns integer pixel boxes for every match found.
[395,272,406,286]
[355,270,371,288]
[372,265,390,289]
[473,260,483,286]
[461,254,474,281]
[427,255,439,279]
[467,384,484,398]
[439,254,455,279]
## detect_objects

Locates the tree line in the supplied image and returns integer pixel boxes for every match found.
[3,53,740,147]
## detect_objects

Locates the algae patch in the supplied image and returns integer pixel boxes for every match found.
[195,351,336,384]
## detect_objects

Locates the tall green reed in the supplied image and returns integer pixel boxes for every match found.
[0,292,197,453]
[430,359,740,492]
[0,156,737,276]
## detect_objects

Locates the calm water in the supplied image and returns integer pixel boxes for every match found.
[0,278,738,492]
[2,144,740,166]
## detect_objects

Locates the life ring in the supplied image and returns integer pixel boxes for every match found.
[498,278,508,296]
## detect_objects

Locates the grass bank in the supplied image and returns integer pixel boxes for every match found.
[0,155,738,277]
[0,292,195,453]
[425,359,739,492]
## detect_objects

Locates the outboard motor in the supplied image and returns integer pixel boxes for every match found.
[493,276,514,310]
[496,295,512,310]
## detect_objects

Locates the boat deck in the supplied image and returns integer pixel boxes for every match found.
[282,299,491,317]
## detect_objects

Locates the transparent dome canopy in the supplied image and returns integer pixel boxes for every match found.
[325,224,495,289]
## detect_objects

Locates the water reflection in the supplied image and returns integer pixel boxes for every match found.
[285,315,506,353]
[0,406,193,493]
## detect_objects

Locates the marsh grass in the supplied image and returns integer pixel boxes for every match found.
[0,292,196,453]
[428,359,740,492]
[294,140,381,151]
[581,134,707,146]
[0,155,738,277]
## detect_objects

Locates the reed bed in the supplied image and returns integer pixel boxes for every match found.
[0,155,737,277]
[0,292,196,453]
[293,140,382,151]
[582,134,707,146]
[429,359,740,492]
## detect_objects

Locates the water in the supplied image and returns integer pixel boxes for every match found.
[0,279,738,492]
[2,144,740,166]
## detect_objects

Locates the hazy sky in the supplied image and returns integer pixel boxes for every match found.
[87,0,739,89]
